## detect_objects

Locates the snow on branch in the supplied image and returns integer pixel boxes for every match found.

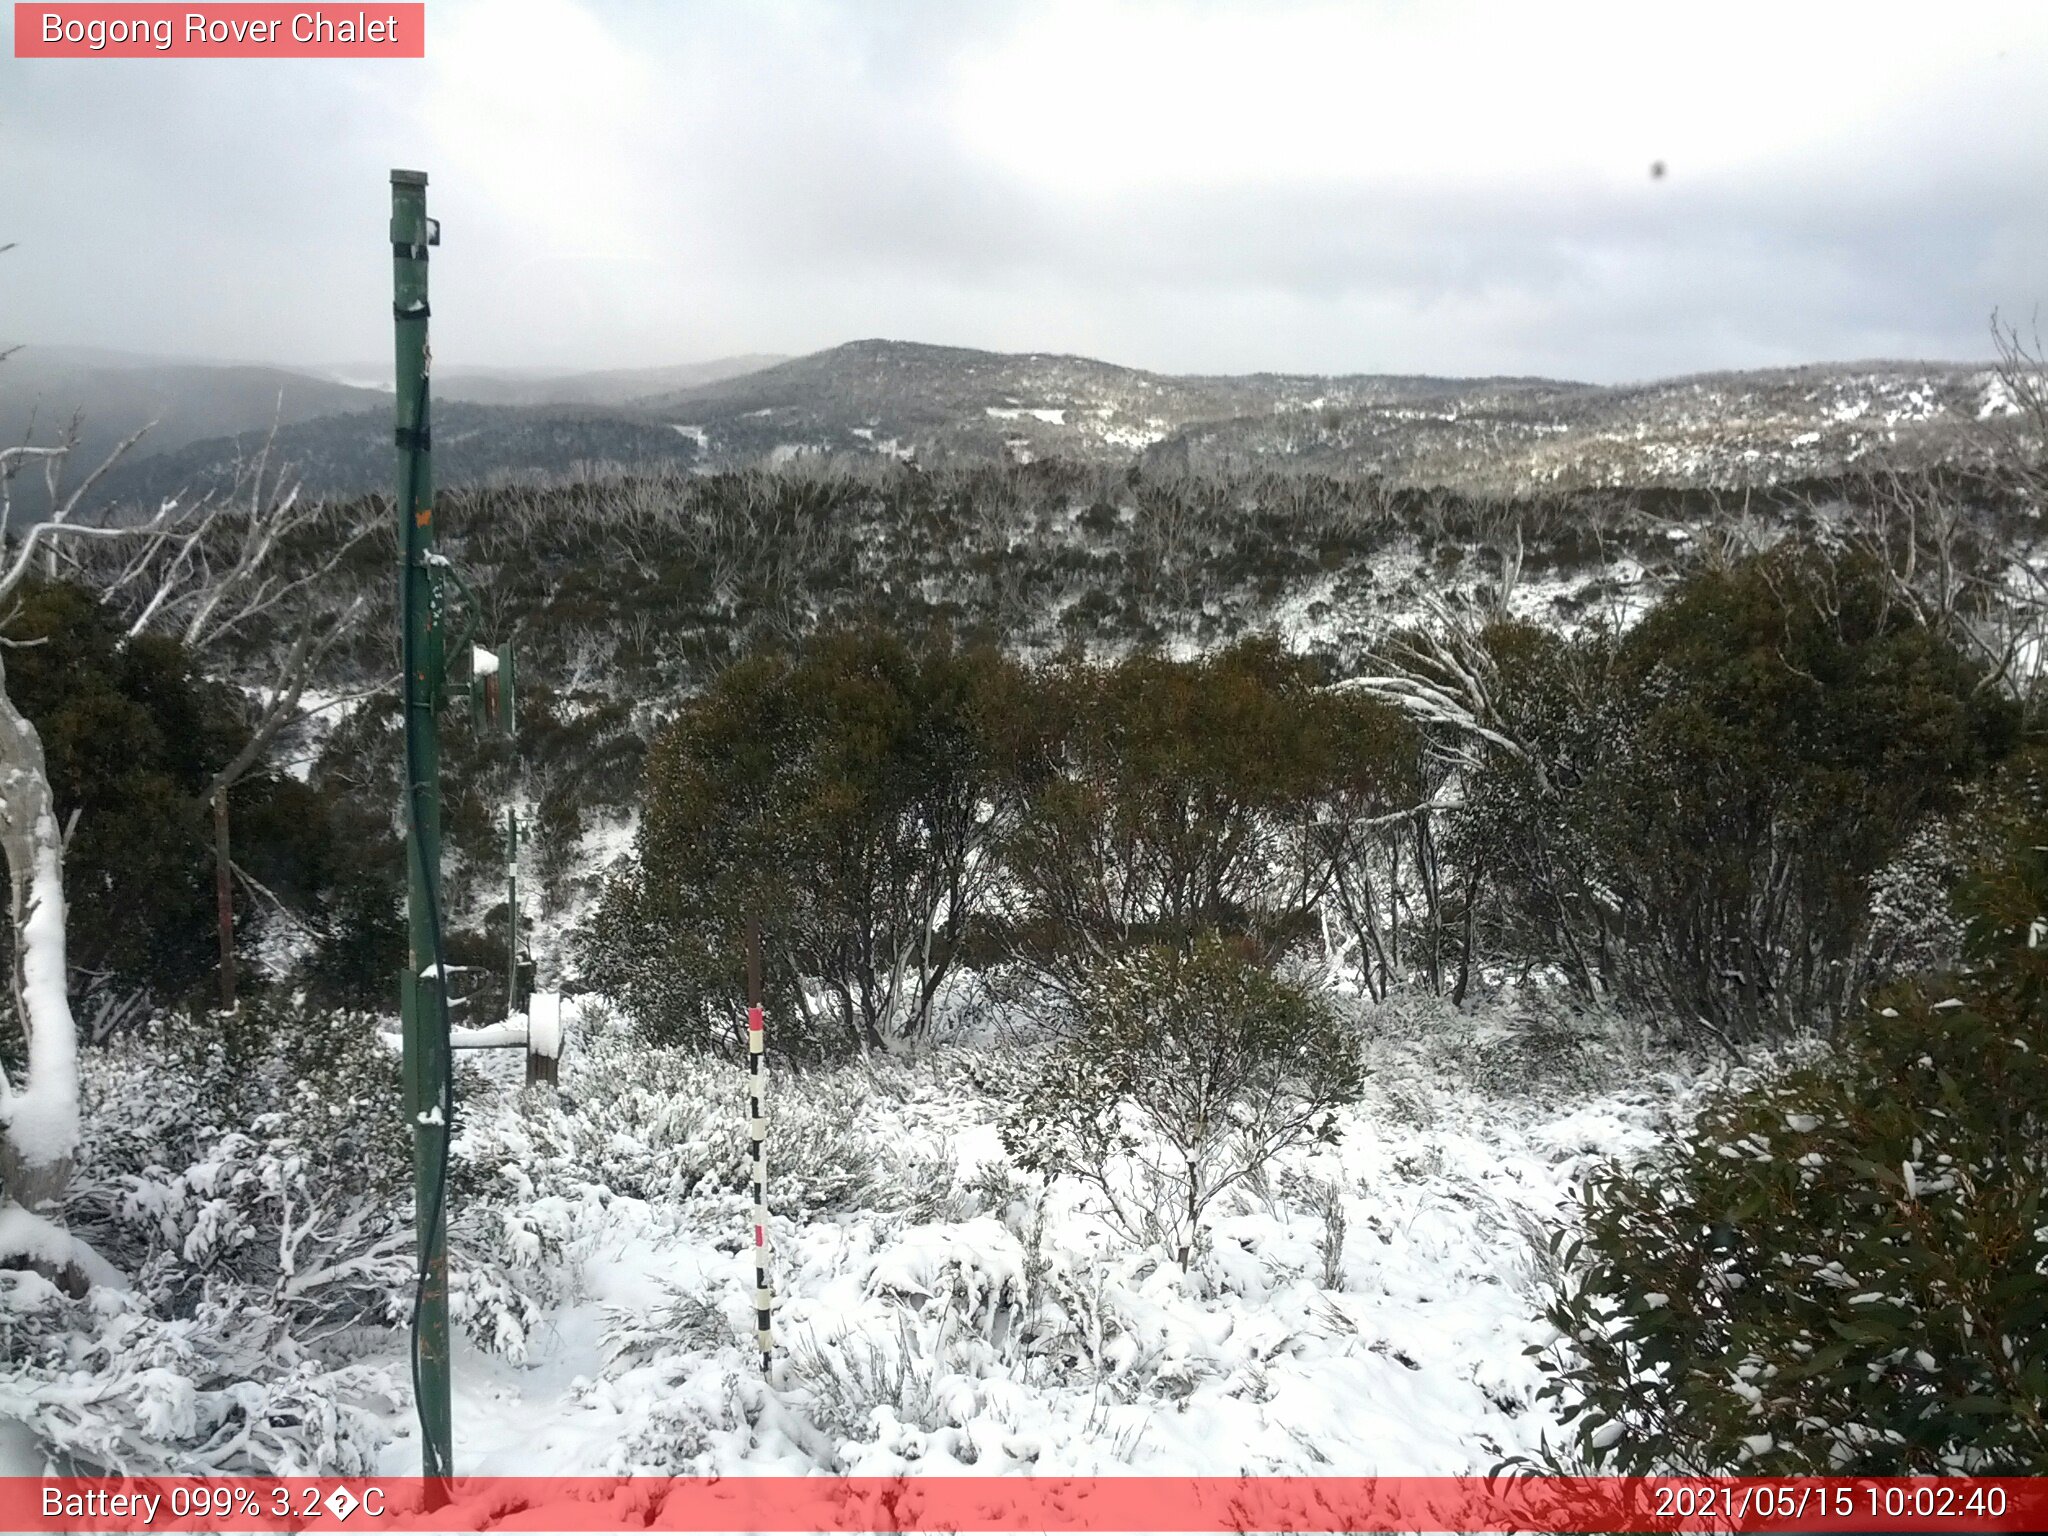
[1334,595,1553,793]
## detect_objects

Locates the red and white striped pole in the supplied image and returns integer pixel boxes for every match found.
[745,918,773,1376]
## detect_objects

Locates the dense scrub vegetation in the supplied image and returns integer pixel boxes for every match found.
[1529,749,2048,1474]
[589,539,2014,1064]
[230,457,2034,691]
[51,458,2006,1019]
[7,448,2044,1477]
[1439,548,2016,1044]
[561,498,2042,1474]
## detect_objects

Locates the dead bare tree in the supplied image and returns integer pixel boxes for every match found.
[1128,478,1207,614]
[1338,595,1552,793]
[0,414,173,1283]
[1472,503,1528,619]
[1690,486,1775,573]
[1835,320,2048,717]
[1,337,367,1274]
[1989,309,2048,454]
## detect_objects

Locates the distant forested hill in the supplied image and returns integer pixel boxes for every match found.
[28,339,2022,517]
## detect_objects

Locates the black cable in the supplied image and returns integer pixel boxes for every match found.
[398,365,456,1481]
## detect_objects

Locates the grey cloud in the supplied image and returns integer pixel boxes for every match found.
[2,0,2043,382]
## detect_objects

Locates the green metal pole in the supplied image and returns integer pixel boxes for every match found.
[391,167,453,1486]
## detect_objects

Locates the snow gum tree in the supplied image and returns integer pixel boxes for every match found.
[1001,638,1417,992]
[0,414,154,1284]
[592,623,1031,1058]
[1363,545,2015,1047]
[0,636,78,1273]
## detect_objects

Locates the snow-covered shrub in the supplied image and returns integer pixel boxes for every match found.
[2,1002,415,1474]
[466,1031,726,1205]
[66,1002,413,1329]
[785,1308,990,1451]
[0,1270,393,1475]
[779,1189,1206,1436]
[866,1217,1028,1345]
[1528,754,2048,1473]
[1004,938,1362,1267]
[543,1282,750,1474]
[447,1204,573,1364]
[570,1354,746,1476]
[601,1281,736,1366]
[1495,1190,1571,1307]
[1457,995,1635,1097]
[961,1154,1035,1227]
[459,1024,897,1215]
[1359,988,1669,1107]
[767,1073,895,1214]
[1278,1169,1348,1288]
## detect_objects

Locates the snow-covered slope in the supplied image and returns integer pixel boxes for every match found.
[373,998,1705,1485]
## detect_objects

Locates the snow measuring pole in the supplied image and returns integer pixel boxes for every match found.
[392,168,453,1487]
[747,917,775,1375]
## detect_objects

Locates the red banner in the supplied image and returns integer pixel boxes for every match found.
[0,1476,2041,1532]
[13,4,424,58]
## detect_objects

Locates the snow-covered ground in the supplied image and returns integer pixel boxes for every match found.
[372,997,1697,1482]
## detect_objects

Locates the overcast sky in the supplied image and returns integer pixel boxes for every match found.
[4,0,2045,382]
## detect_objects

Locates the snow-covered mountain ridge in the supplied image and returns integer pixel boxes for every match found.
[75,341,2031,509]
[645,342,2020,490]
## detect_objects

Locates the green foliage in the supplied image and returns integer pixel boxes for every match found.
[1453,545,2014,1041]
[1003,638,1416,983]
[588,628,1418,1056]
[229,766,407,1011]
[1528,749,2048,1473]
[1003,935,1362,1267]
[0,580,406,1025]
[0,582,242,1008]
[1435,617,1619,994]
[296,864,406,1011]
[586,623,1027,1058]
[279,692,411,1009]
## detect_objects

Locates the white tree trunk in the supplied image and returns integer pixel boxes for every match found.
[0,650,81,1285]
